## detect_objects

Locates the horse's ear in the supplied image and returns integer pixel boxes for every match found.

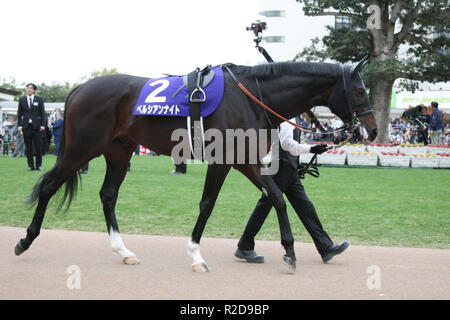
[351,55,369,78]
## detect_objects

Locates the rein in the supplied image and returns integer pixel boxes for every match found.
[224,65,349,135]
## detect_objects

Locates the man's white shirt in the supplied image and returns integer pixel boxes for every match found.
[271,118,311,163]
[27,94,35,107]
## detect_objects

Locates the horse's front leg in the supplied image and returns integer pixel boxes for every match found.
[235,164,296,272]
[188,164,231,272]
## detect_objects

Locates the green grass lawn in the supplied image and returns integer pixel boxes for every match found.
[0,154,448,249]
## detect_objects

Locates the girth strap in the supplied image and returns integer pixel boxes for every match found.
[187,66,210,160]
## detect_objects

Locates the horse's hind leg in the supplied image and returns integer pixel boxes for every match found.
[100,140,139,265]
[15,157,83,255]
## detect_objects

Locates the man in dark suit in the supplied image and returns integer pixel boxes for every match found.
[17,83,46,171]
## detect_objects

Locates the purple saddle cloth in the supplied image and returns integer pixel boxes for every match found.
[133,65,224,117]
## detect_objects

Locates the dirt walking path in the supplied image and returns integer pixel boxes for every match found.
[1,226,448,299]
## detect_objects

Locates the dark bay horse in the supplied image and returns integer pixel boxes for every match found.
[14,60,377,272]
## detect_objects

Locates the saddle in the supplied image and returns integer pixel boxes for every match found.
[168,67,215,99]
[133,64,224,160]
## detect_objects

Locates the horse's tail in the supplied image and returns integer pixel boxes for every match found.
[27,85,82,212]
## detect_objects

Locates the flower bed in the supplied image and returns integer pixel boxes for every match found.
[398,144,428,155]
[309,142,334,145]
[378,152,410,167]
[347,151,378,166]
[367,143,398,154]
[427,145,450,155]
[317,150,346,165]
[339,143,366,153]
[410,154,439,168]
[436,153,450,169]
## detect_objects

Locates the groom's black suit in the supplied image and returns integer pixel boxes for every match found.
[17,95,46,169]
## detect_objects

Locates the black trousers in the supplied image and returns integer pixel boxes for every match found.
[23,127,42,169]
[238,162,333,256]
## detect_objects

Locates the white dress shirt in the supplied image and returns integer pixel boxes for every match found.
[271,118,311,162]
[28,94,35,108]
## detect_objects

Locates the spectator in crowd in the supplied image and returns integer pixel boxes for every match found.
[11,123,25,158]
[2,117,13,132]
[17,83,47,171]
[282,109,448,146]
[430,102,443,145]
[2,130,11,155]
[42,123,52,155]
[445,132,450,145]
[51,110,63,155]
[0,131,4,152]
[48,108,63,128]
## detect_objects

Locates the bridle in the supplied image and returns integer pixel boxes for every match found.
[224,64,373,147]
[333,64,374,121]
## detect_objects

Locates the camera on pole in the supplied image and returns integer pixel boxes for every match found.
[246,20,273,62]
[246,20,267,47]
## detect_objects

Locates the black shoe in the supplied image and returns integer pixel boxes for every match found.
[28,167,34,171]
[169,170,185,175]
[234,248,264,263]
[322,241,350,263]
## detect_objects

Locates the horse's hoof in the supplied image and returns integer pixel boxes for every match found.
[14,240,26,256]
[192,263,209,273]
[122,256,140,265]
[283,255,296,273]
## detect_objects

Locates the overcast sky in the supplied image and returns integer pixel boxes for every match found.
[1,0,261,85]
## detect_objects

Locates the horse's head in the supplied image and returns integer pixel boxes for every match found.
[328,56,377,142]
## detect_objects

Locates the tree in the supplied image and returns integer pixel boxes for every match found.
[295,0,450,142]
[1,68,120,103]
[37,82,75,102]
[80,67,120,81]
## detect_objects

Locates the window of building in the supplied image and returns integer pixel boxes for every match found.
[262,36,285,43]
[430,31,449,55]
[335,16,353,30]
[259,10,286,18]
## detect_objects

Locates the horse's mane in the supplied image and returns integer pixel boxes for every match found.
[229,62,341,79]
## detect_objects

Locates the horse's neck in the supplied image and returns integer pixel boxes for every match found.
[261,74,338,127]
